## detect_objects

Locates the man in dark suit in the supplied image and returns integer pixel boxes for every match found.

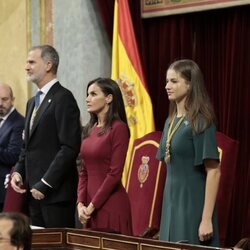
[0,83,24,212]
[11,45,81,228]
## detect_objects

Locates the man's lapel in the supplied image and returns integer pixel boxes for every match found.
[0,110,16,140]
[29,82,60,138]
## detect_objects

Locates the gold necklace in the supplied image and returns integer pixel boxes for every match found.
[165,115,185,162]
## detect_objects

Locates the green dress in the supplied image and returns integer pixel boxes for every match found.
[157,116,220,246]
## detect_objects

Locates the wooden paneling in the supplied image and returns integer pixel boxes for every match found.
[32,228,230,250]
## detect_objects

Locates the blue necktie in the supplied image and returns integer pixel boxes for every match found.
[35,91,43,109]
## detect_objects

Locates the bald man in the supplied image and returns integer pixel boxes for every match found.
[0,83,24,211]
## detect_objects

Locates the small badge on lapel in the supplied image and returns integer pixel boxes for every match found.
[48,99,51,103]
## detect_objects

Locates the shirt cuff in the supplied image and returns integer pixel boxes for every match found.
[41,178,53,188]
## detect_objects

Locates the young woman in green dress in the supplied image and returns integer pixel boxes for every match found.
[157,59,221,246]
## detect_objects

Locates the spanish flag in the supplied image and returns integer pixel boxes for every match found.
[111,0,155,185]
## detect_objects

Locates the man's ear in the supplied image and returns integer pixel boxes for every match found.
[46,61,53,72]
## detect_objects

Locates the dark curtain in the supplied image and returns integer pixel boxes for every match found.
[96,0,250,247]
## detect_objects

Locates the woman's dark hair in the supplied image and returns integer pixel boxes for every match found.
[167,59,215,133]
[83,77,128,137]
[0,212,32,250]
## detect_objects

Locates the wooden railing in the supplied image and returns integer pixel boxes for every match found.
[32,228,230,250]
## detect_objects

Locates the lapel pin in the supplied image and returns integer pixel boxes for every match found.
[48,99,51,103]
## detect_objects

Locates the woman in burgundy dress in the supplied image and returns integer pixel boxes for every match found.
[77,78,132,235]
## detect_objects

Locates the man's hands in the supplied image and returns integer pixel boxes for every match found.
[11,172,45,200]
[10,173,26,193]
[30,188,45,200]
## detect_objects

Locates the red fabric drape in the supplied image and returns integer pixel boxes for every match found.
[95,0,114,43]
[96,1,250,247]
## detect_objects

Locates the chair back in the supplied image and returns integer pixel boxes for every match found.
[216,132,239,247]
[125,131,166,237]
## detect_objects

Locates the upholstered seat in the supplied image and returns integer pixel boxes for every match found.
[216,132,239,247]
[3,167,28,214]
[125,131,166,237]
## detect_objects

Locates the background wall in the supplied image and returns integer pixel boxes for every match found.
[53,0,111,123]
[0,0,30,115]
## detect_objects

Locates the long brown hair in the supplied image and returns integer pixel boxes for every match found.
[83,78,128,137]
[168,59,215,133]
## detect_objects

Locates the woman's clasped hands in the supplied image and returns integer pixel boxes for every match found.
[77,202,95,225]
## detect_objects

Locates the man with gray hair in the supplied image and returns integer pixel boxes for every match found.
[11,45,81,228]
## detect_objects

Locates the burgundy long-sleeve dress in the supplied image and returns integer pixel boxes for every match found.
[77,120,132,235]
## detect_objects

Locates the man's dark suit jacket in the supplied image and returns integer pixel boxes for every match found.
[0,109,24,203]
[14,82,81,204]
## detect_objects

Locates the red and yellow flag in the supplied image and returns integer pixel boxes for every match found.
[111,0,155,185]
